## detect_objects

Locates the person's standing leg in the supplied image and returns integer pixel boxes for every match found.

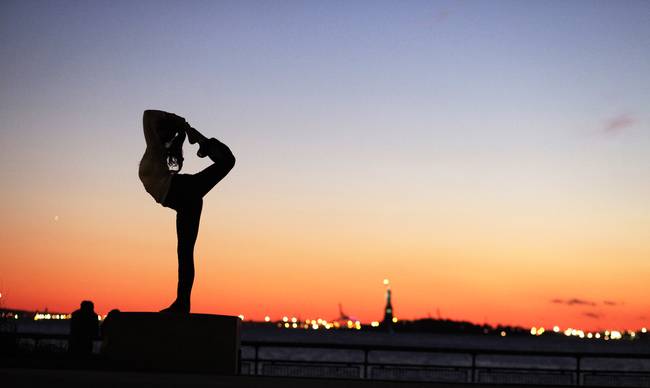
[172,198,202,312]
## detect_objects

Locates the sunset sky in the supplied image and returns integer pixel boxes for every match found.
[1,1,649,331]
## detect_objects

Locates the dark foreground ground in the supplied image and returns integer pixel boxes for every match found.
[1,368,573,388]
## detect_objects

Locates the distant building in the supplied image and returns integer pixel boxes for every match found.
[382,279,394,332]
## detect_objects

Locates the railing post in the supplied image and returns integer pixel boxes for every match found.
[470,352,476,383]
[363,348,368,379]
[254,344,259,376]
[576,355,581,386]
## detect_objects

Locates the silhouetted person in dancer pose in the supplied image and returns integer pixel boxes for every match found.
[139,110,235,314]
[69,300,99,355]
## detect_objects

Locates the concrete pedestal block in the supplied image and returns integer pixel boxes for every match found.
[101,312,240,374]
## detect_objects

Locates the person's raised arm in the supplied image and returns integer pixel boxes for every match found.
[142,110,187,148]
[143,110,164,146]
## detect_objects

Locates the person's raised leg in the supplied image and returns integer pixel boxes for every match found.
[187,139,235,198]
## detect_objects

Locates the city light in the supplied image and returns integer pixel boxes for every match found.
[642,328,647,333]
[530,327,546,336]
[264,316,270,322]
[371,321,379,327]
[238,314,244,321]
[553,326,560,333]
[500,331,507,337]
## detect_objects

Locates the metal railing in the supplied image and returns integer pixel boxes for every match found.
[240,340,650,386]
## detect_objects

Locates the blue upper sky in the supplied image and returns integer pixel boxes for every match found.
[1,0,649,226]
[2,0,649,222]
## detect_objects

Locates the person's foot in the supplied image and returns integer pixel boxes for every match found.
[159,301,190,314]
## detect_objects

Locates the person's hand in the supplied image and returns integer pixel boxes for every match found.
[167,112,189,128]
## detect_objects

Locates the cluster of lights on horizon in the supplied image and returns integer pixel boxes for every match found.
[236,314,649,340]
[235,314,401,331]
[529,325,646,341]
[30,312,104,321]
[0,310,647,342]
[33,313,71,321]
[266,315,398,331]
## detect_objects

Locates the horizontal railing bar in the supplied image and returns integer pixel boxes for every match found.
[244,360,583,373]
[242,340,650,359]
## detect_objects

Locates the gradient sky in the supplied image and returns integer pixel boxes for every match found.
[1,0,649,331]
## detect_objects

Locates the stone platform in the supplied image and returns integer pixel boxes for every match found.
[101,312,240,374]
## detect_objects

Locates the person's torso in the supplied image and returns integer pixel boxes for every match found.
[139,148,172,204]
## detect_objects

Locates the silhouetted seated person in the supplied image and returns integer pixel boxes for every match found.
[69,300,99,356]
[139,110,235,314]
[99,309,120,353]
[100,309,121,335]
